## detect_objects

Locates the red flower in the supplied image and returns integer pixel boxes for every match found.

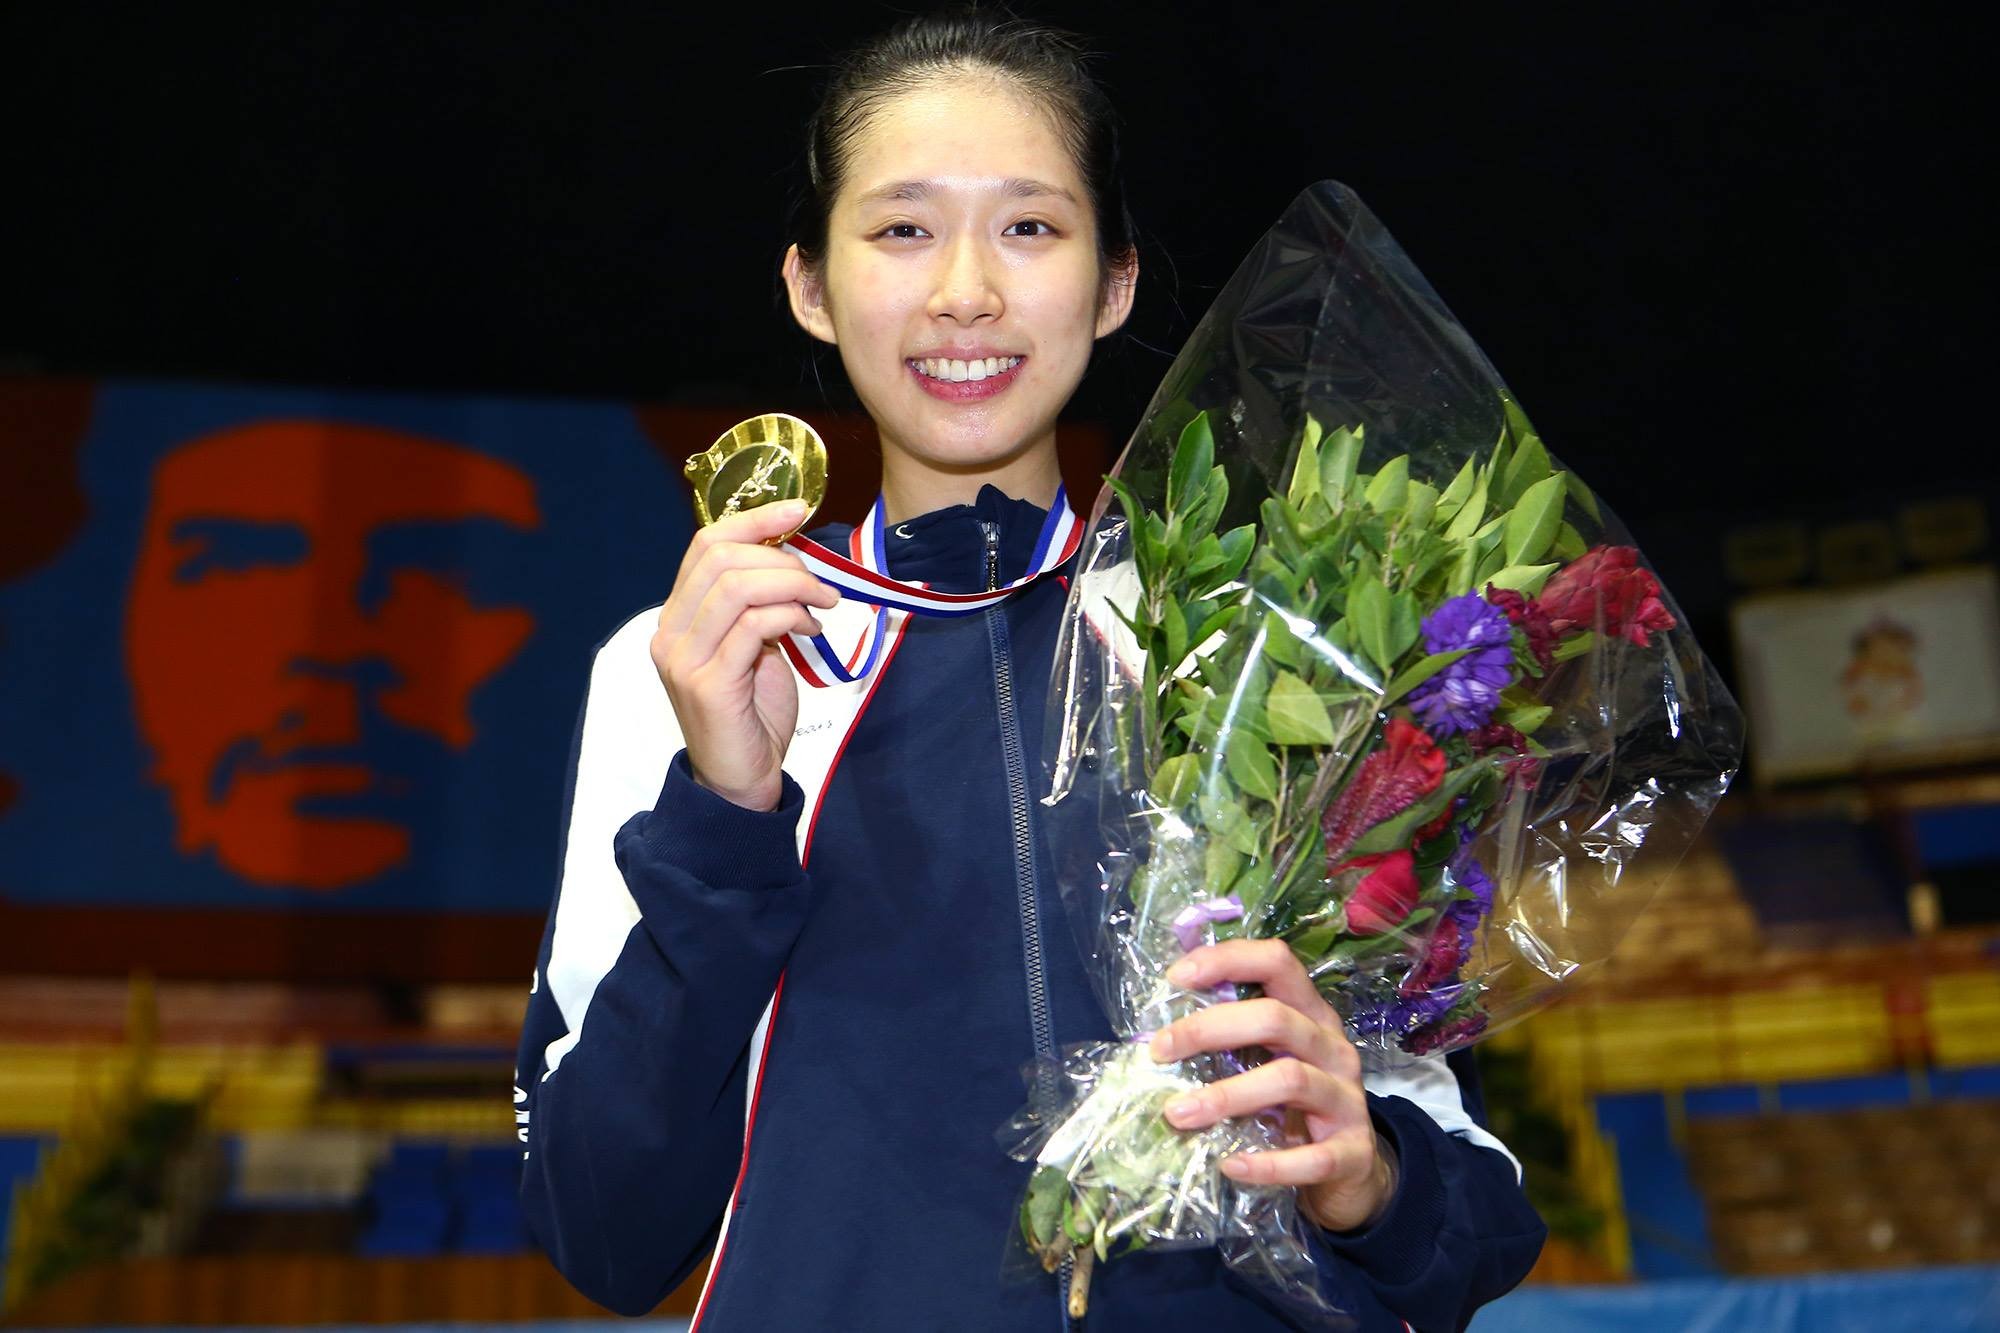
[1534,545,1678,648]
[1400,921,1467,996]
[1484,583,1556,672]
[1321,717,1447,863]
[1406,1011,1488,1056]
[1339,850,1420,936]
[1415,805,1456,842]
[1465,721,1543,789]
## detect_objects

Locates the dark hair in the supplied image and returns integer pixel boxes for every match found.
[788,6,1137,285]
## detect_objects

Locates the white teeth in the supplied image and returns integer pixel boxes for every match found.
[910,355,1022,381]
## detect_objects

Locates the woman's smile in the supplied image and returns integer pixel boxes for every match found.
[906,353,1027,401]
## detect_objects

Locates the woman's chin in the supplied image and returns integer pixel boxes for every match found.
[878,405,1050,469]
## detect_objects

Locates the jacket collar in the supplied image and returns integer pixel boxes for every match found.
[813,484,1068,596]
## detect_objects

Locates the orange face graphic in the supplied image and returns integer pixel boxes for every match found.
[125,421,541,890]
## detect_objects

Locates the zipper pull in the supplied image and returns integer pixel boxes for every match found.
[981,520,1001,592]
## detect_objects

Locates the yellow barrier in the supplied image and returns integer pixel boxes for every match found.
[1928,973,2000,1067]
[1520,985,1894,1094]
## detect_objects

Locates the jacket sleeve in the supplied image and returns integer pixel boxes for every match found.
[1302,1050,1548,1332]
[513,609,815,1316]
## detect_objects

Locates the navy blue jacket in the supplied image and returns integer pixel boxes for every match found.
[514,484,1546,1330]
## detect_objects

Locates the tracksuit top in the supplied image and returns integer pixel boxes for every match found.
[513,484,1548,1331]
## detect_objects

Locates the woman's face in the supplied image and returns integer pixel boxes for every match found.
[785,74,1134,477]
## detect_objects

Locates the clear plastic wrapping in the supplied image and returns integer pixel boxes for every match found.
[1000,182,1745,1324]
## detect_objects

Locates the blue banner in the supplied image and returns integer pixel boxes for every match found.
[0,380,694,913]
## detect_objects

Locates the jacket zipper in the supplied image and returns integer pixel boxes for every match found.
[982,519,1072,1330]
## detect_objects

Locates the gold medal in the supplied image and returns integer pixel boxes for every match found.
[684,412,828,540]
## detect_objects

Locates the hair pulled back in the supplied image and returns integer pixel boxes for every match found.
[788,6,1136,282]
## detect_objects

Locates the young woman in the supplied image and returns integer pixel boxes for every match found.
[514,12,1546,1330]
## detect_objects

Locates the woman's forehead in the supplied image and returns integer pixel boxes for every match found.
[838,76,1085,211]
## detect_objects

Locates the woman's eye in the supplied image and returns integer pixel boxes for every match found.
[879,223,928,240]
[1006,219,1057,238]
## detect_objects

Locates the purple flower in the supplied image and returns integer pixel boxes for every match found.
[1352,982,1464,1041]
[1449,852,1495,916]
[1407,593,1516,734]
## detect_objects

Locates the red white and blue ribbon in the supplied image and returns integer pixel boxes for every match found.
[777,486,1081,687]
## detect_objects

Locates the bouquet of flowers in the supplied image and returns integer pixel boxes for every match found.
[1000,183,1743,1323]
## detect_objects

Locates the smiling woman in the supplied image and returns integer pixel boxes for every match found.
[781,72,1136,521]
[513,8,1544,1331]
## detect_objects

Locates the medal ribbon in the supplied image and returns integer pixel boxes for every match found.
[777,487,1081,687]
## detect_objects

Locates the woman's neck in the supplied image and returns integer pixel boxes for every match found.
[877,443,1063,525]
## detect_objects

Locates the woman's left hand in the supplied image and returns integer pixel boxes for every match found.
[1149,938,1396,1234]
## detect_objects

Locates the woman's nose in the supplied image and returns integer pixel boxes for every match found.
[927,235,1003,323]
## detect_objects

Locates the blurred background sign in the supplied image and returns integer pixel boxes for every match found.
[1729,567,2000,785]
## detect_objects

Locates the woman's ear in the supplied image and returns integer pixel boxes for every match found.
[783,244,838,345]
[1094,246,1139,339]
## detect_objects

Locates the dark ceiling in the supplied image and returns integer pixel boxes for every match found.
[1,2,1984,542]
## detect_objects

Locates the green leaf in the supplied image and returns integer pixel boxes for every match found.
[1485,562,1559,597]
[1503,472,1567,566]
[1225,729,1279,801]
[1266,670,1336,745]
[1321,932,1406,966]
[1168,412,1215,516]
[1215,524,1256,584]
[1287,423,1323,507]
[1347,579,1393,677]
[1288,923,1342,963]
[1026,1165,1067,1247]
[1553,630,1596,663]
[1260,610,1305,668]
[1497,699,1553,734]
[1403,480,1439,530]
[1386,590,1422,664]
[1321,425,1362,499]
[1434,456,1477,525]
[1146,511,1172,570]
[1497,431,1551,509]
[1444,456,1494,540]
[1346,762,1491,857]
[1380,647,1470,707]
[1106,475,1154,583]
[1201,793,1262,858]
[1161,591,1187,670]
[1552,519,1588,562]
[1205,838,1244,899]
[1414,824,1460,870]
[1233,859,1276,924]
[1260,496,1309,568]
[1184,533,1225,583]
[1364,454,1410,512]
[1065,1190,1094,1244]
[1188,601,1243,655]
[1445,542,1479,598]
[1563,469,1603,524]
[1183,465,1229,546]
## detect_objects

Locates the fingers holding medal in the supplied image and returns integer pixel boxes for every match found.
[652,415,837,812]
[685,412,828,538]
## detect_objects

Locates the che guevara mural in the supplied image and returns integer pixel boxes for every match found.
[0,380,693,912]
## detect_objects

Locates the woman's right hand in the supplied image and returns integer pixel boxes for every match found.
[650,499,840,812]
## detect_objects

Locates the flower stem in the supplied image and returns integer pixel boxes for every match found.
[1068,1245,1095,1318]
